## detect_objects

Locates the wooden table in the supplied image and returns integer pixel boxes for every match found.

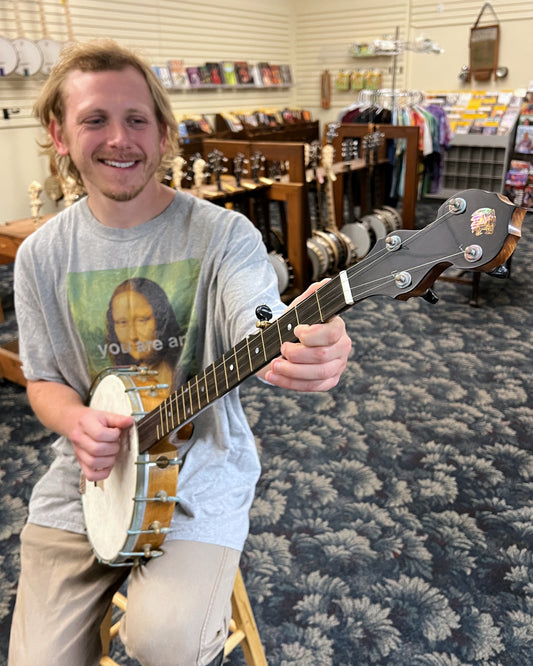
[0,215,53,385]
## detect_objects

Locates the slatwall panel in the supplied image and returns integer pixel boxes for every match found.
[2,0,533,220]
[291,0,410,129]
[406,0,533,92]
[410,0,533,28]
[0,0,296,129]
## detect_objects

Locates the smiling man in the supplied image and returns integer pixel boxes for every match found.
[8,39,351,666]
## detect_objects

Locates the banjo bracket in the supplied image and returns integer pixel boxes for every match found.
[134,489,180,504]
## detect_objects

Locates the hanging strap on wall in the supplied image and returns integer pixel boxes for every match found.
[321,70,331,109]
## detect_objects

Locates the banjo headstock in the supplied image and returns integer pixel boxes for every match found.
[344,189,525,304]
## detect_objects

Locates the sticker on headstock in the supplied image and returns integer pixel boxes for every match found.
[470,208,496,236]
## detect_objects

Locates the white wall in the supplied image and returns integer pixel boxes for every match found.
[2,0,533,221]
[1,0,297,221]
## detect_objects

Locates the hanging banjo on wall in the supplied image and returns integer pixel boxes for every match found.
[469,2,500,82]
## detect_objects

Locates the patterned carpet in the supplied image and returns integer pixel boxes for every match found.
[1,197,532,665]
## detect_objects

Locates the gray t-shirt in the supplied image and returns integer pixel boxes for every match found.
[14,190,284,552]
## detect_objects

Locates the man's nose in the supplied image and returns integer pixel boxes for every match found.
[107,121,130,146]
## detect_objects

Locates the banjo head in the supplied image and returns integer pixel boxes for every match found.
[363,212,388,240]
[269,251,293,295]
[36,38,62,75]
[82,370,179,565]
[82,373,140,564]
[0,36,19,76]
[13,37,43,76]
[342,221,371,259]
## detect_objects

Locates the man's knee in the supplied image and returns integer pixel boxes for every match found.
[122,607,228,666]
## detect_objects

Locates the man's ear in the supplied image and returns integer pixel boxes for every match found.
[158,122,169,156]
[49,118,70,157]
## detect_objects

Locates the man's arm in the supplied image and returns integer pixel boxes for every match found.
[27,379,134,482]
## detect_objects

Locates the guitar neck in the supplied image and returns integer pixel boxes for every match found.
[136,275,350,452]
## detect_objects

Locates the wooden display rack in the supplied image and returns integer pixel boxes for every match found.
[0,215,53,386]
[202,139,311,295]
[327,124,420,230]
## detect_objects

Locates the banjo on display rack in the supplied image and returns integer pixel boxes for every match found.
[308,140,339,277]
[82,189,527,566]
[321,124,357,268]
[0,16,19,77]
[236,150,293,296]
[361,128,401,241]
[339,135,375,260]
[12,0,43,77]
[36,0,63,75]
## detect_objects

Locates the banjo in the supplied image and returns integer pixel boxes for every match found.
[82,189,526,566]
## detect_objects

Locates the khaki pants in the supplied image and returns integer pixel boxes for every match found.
[8,523,241,666]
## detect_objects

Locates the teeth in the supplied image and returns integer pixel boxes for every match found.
[104,160,135,168]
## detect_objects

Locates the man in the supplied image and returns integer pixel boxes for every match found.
[9,39,351,666]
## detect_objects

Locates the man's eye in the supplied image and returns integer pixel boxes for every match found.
[84,118,104,126]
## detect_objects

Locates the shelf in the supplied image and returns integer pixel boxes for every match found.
[167,84,292,93]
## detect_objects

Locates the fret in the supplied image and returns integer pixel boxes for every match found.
[167,394,177,430]
[222,352,229,389]
[225,349,239,388]
[278,309,300,344]
[315,291,324,322]
[210,361,219,397]
[203,368,209,404]
[275,318,283,348]
[249,330,266,371]
[179,387,186,424]
[194,376,201,411]
[245,335,252,372]
[162,399,169,435]
[259,328,267,362]
[187,381,194,416]
[234,346,242,382]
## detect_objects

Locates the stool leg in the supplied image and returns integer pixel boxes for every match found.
[100,605,113,658]
[229,569,267,666]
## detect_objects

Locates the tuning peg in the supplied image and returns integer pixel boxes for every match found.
[488,265,509,279]
[421,288,439,304]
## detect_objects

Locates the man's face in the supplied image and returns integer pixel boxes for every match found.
[112,289,157,361]
[50,66,167,203]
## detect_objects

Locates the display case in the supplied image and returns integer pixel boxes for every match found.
[439,132,515,198]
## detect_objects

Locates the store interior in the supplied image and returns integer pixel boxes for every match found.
[1,1,533,664]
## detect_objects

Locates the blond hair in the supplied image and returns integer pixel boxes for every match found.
[34,39,180,187]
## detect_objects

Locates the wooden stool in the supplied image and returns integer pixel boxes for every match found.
[100,568,267,666]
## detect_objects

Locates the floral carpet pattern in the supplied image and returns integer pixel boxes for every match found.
[0,199,532,665]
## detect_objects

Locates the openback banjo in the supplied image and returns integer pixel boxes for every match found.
[82,189,526,565]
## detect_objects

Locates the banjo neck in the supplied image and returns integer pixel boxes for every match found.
[135,187,525,454]
[136,287,342,453]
